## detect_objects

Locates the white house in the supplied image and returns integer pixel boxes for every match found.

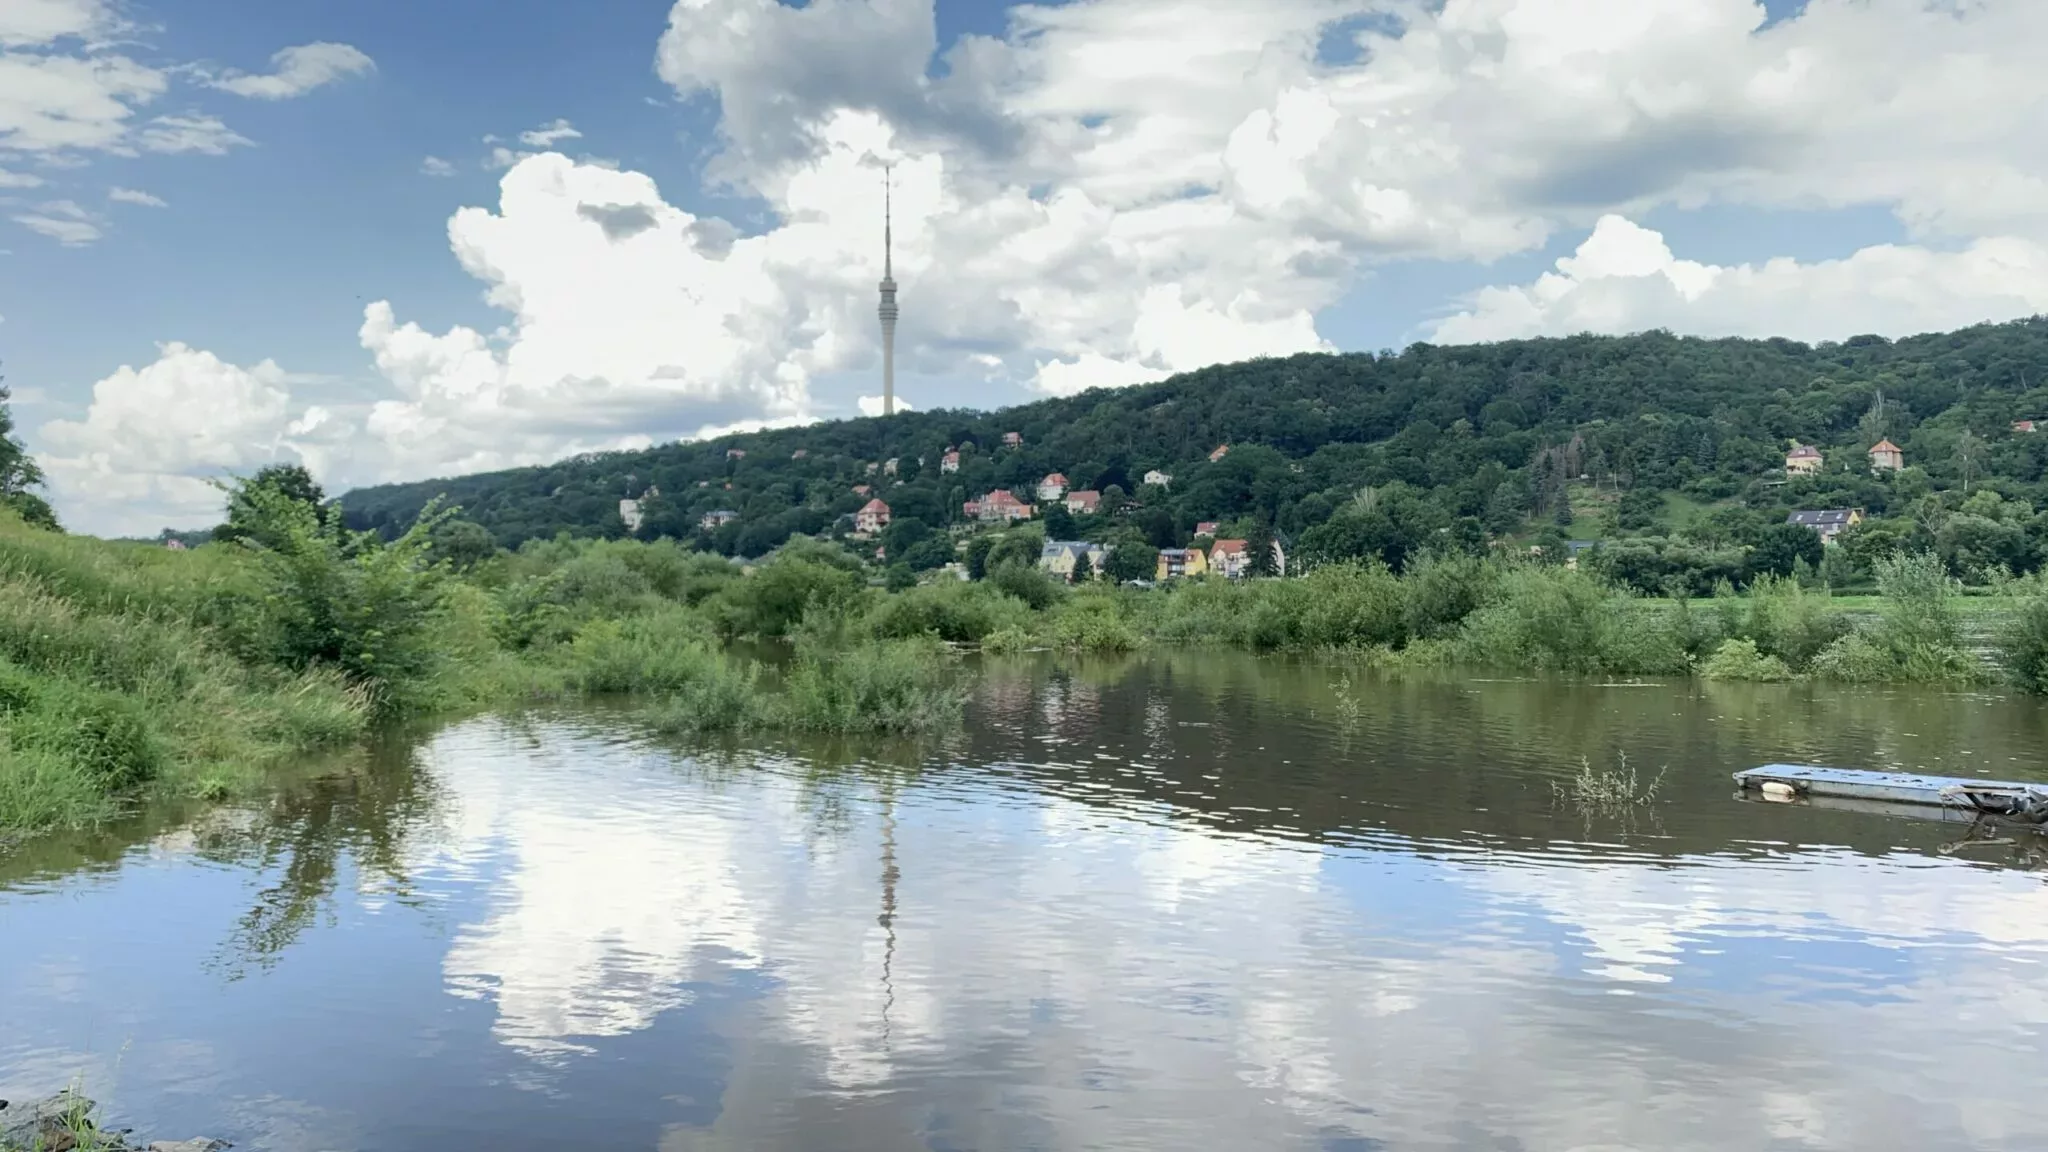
[1143,469,1172,489]
[1037,473,1068,502]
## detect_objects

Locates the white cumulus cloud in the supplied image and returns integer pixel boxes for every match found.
[12,198,100,244]
[107,185,164,206]
[1431,215,2048,345]
[517,118,581,148]
[205,42,375,100]
[35,343,326,535]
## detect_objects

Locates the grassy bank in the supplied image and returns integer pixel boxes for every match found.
[9,468,2048,842]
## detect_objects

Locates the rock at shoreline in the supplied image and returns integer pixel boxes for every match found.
[0,1093,228,1152]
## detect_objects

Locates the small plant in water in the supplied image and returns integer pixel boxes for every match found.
[1553,750,1665,815]
[1330,673,1363,725]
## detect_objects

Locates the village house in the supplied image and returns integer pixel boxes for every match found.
[699,509,739,531]
[853,484,871,496]
[941,450,961,474]
[1065,489,1101,515]
[866,461,879,475]
[855,498,891,534]
[1155,547,1209,581]
[1039,540,1108,581]
[1869,439,1904,471]
[884,457,900,475]
[1209,539,1251,578]
[726,448,746,460]
[965,489,1033,522]
[2017,420,2041,434]
[1784,444,1823,475]
[1209,444,1230,463]
[618,498,645,533]
[1143,469,1172,489]
[1037,472,1068,502]
[791,449,807,459]
[1787,509,1863,544]
[1003,431,1023,447]
[164,538,187,551]
[1193,521,1220,538]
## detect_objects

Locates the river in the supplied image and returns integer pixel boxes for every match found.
[5,654,2048,1151]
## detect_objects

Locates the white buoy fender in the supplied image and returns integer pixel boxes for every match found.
[1760,781,1796,801]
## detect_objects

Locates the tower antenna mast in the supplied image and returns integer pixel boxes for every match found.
[877,165,899,417]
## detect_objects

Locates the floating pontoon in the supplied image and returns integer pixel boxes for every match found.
[1735,764,2048,824]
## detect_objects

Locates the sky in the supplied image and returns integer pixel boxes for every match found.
[5,0,2048,536]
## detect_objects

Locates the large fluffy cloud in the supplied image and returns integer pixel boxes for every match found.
[35,0,2048,532]
[1430,215,2048,344]
[36,343,335,535]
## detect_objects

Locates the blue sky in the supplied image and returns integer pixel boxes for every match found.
[4,0,2043,534]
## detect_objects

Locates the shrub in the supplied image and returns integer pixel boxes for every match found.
[773,636,968,735]
[868,579,1034,643]
[638,652,766,734]
[1048,594,1143,652]
[565,606,720,694]
[1999,594,2048,694]
[1699,638,1794,682]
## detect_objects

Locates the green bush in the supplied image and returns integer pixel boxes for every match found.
[1699,638,1794,682]
[1048,594,1143,652]
[773,636,968,735]
[565,606,720,694]
[868,579,1034,642]
[1999,594,2048,694]
[638,652,766,734]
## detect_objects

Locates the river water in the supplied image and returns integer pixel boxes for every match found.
[6,654,2048,1151]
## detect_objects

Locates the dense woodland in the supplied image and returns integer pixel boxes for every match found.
[333,319,2048,591]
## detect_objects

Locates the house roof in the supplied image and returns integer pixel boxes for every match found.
[1211,538,1248,554]
[1066,488,1100,503]
[1787,444,1822,458]
[1043,472,1067,485]
[1788,509,1857,526]
[859,498,890,515]
[982,489,1025,506]
[1870,439,1901,453]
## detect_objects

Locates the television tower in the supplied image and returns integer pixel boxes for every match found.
[878,166,898,417]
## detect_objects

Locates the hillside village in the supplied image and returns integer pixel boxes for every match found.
[335,321,2048,595]
[647,433,1288,587]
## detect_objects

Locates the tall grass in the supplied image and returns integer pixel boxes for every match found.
[0,512,369,835]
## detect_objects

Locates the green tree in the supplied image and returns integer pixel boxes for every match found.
[1102,530,1155,583]
[429,518,498,570]
[1749,522,1826,579]
[1071,549,1094,582]
[218,464,328,547]
[0,367,58,530]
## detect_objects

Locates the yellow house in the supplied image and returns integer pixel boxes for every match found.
[1156,547,1209,581]
[1785,444,1823,475]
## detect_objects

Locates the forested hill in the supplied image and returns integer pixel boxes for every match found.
[338,318,2048,580]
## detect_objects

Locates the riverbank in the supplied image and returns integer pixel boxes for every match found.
[1,1091,223,1152]
[7,485,2048,841]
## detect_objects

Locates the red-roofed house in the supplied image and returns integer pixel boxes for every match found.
[1209,444,1230,462]
[1210,539,1251,578]
[1869,439,1904,471]
[856,499,891,534]
[2017,420,2041,434]
[1784,444,1822,475]
[1193,521,1220,538]
[941,450,961,474]
[1065,489,1100,515]
[1037,473,1068,502]
[853,484,871,497]
[968,489,1033,522]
